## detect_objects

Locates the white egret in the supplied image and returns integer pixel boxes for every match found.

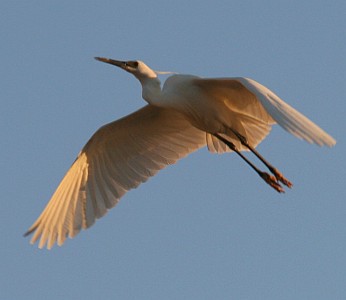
[25,57,336,249]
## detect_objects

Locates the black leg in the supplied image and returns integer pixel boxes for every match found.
[228,129,292,188]
[214,133,285,193]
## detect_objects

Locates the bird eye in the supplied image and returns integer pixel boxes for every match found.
[127,61,138,68]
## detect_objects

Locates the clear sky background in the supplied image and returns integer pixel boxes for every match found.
[1,1,345,299]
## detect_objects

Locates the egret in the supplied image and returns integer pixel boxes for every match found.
[25,57,336,249]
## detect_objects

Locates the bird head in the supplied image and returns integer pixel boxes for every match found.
[95,57,157,80]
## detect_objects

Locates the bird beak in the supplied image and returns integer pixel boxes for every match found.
[94,57,126,69]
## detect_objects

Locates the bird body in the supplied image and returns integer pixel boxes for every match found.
[25,58,336,249]
[161,75,275,151]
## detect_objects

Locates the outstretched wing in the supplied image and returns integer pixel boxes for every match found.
[25,105,206,249]
[192,78,276,153]
[193,77,335,152]
[236,77,336,147]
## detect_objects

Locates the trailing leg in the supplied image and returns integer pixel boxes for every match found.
[228,129,293,188]
[214,134,285,193]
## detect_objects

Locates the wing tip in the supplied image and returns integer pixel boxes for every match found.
[326,136,337,147]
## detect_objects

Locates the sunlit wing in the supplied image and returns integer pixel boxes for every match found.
[193,78,275,153]
[236,77,336,147]
[25,105,206,249]
[193,78,336,151]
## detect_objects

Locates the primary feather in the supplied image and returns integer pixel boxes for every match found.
[237,77,336,147]
[25,105,206,249]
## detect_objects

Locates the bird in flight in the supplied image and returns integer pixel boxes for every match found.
[25,57,336,249]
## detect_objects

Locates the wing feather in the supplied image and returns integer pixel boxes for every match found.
[193,77,335,151]
[193,78,275,153]
[25,105,206,249]
[236,78,336,147]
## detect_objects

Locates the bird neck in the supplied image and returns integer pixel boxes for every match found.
[140,77,163,106]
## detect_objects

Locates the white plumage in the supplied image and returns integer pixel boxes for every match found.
[25,58,335,249]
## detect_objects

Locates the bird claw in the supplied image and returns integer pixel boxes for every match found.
[259,172,285,193]
[269,167,293,188]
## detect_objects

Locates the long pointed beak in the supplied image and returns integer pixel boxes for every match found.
[94,57,126,69]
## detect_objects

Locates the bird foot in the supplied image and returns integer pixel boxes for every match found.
[259,172,285,193]
[269,167,293,188]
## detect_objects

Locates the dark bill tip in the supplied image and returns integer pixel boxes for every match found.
[94,57,125,68]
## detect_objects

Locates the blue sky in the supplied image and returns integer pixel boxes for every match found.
[1,1,345,299]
